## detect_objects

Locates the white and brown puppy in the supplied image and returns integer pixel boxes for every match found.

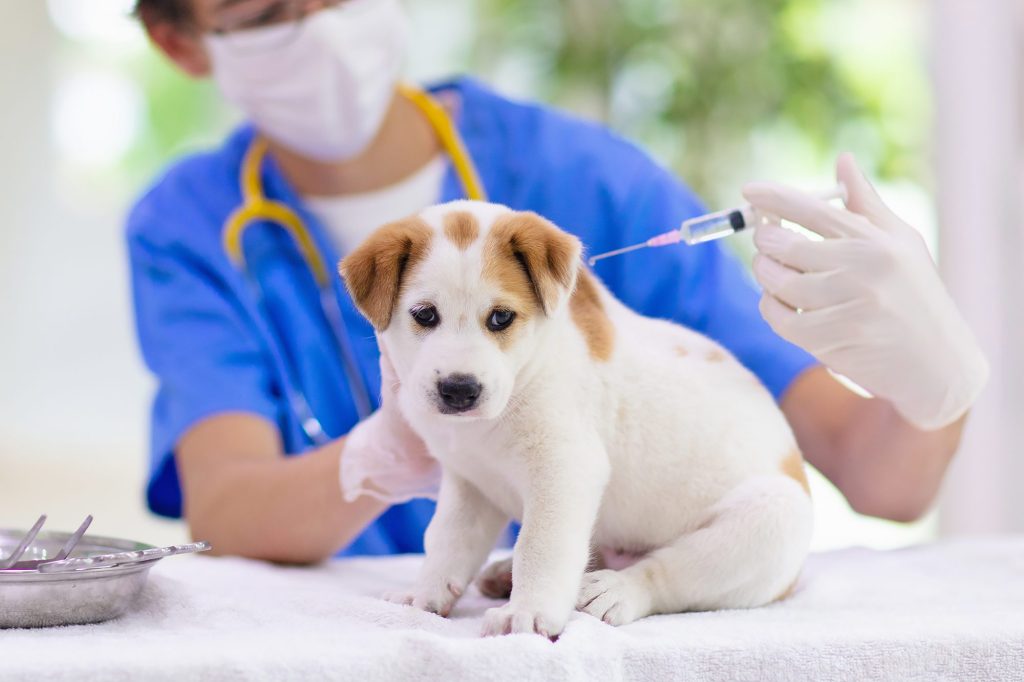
[340,200,812,638]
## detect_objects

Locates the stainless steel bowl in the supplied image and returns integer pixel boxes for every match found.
[0,529,159,628]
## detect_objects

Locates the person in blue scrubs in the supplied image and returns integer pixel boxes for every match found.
[131,0,981,563]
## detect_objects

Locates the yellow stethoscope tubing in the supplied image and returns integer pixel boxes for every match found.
[397,82,487,205]
[222,84,487,287]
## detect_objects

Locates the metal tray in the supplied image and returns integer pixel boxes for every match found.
[0,529,160,628]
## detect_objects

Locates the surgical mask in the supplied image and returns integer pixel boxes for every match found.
[204,0,409,162]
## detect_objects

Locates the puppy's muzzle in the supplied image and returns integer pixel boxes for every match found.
[437,374,482,413]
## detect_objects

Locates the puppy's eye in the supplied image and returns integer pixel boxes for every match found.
[411,306,440,328]
[487,308,516,332]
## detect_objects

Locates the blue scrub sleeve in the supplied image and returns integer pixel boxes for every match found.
[610,163,818,400]
[129,236,279,518]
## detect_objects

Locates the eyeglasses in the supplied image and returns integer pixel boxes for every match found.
[209,0,346,36]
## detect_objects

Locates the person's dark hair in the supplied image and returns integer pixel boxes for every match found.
[133,0,193,26]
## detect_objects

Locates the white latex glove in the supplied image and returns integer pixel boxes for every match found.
[340,345,441,503]
[743,153,989,431]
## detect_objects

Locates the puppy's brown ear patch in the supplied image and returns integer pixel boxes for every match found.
[339,217,433,330]
[444,211,479,251]
[485,212,581,315]
[570,270,615,361]
[781,449,810,495]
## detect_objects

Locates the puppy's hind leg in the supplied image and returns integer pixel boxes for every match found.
[477,542,607,600]
[476,556,514,600]
[578,475,812,625]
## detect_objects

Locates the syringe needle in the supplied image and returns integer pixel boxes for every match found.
[587,242,648,266]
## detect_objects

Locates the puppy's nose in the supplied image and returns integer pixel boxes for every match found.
[437,374,482,412]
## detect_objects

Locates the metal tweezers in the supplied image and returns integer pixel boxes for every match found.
[0,515,93,571]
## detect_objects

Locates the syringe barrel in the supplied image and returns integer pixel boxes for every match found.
[680,206,758,244]
[679,184,844,246]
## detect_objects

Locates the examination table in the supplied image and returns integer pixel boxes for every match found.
[2,537,1022,680]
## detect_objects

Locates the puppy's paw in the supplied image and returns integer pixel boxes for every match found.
[481,602,567,639]
[384,579,463,617]
[577,569,650,626]
[475,557,513,599]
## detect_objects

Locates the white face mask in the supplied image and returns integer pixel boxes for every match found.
[204,0,409,162]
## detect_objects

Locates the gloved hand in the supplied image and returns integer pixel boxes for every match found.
[743,153,989,431]
[340,345,441,503]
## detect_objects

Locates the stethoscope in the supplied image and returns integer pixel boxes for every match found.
[221,83,488,445]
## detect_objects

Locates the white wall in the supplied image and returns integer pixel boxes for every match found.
[933,0,1024,534]
[0,1,186,546]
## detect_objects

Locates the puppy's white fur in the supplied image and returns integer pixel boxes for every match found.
[340,201,813,637]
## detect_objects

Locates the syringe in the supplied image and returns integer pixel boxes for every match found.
[587,183,848,267]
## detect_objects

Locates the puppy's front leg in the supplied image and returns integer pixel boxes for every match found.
[387,471,508,616]
[482,435,608,638]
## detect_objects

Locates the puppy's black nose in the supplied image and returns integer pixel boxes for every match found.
[437,374,482,412]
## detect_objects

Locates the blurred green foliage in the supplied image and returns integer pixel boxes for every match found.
[466,0,925,204]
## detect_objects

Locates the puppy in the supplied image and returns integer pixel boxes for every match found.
[340,201,812,637]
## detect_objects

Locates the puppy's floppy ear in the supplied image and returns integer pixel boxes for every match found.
[488,211,581,315]
[339,217,433,330]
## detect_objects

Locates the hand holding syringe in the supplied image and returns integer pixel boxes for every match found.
[588,184,849,266]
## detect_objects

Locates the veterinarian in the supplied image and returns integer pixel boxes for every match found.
[129,0,988,562]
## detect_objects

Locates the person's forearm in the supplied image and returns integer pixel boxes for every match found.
[784,367,967,523]
[831,399,966,522]
[184,438,388,564]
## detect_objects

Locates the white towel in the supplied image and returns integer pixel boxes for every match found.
[2,537,1023,681]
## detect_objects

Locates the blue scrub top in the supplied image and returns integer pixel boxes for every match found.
[127,76,816,556]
